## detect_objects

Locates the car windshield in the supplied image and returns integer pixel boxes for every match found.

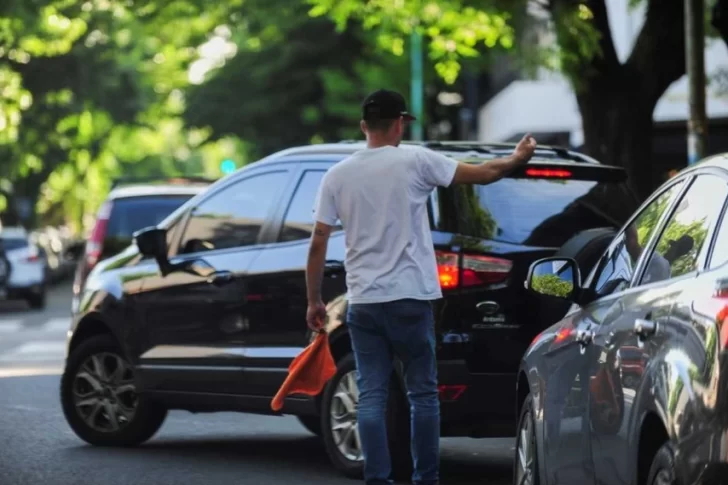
[0,238,28,250]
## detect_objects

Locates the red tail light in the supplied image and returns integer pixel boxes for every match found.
[438,384,467,401]
[526,168,572,178]
[25,254,39,263]
[435,250,512,289]
[86,201,112,268]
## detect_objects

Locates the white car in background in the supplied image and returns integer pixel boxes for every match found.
[0,227,47,309]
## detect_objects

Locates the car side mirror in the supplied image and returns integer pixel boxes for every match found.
[525,257,581,301]
[134,226,173,275]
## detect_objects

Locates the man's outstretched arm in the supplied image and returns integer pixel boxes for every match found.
[305,221,333,331]
[451,134,537,185]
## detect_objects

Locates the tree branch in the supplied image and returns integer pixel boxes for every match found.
[549,0,620,86]
[626,0,685,104]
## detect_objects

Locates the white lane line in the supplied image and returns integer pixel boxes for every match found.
[0,341,67,362]
[41,317,72,333]
[0,319,23,332]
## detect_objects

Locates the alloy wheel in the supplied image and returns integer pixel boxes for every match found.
[329,370,363,462]
[653,469,673,485]
[515,409,535,485]
[72,352,137,433]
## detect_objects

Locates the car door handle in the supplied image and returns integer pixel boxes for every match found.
[208,271,234,286]
[634,318,657,338]
[575,328,594,346]
[324,260,344,276]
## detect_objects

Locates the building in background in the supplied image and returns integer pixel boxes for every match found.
[476,0,728,169]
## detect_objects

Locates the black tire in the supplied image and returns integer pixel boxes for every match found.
[514,395,540,485]
[60,334,167,447]
[646,442,677,485]
[297,415,322,436]
[27,290,46,310]
[320,353,412,480]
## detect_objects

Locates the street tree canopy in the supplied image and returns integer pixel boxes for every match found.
[308,0,728,199]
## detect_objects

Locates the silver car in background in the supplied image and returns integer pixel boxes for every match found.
[0,226,47,309]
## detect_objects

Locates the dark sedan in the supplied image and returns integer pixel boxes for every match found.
[515,153,728,485]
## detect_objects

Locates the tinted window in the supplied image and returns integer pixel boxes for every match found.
[709,203,728,269]
[103,195,193,257]
[279,170,341,242]
[591,181,684,296]
[179,171,288,254]
[0,238,28,250]
[642,175,728,283]
[434,177,638,247]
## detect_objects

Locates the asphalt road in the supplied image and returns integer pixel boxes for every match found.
[0,282,514,485]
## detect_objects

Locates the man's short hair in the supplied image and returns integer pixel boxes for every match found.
[363,117,398,132]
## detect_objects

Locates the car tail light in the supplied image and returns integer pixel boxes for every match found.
[438,384,467,401]
[526,168,572,178]
[554,325,574,343]
[25,254,40,263]
[86,201,112,269]
[435,250,512,289]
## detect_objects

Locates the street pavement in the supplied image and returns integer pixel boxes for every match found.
[0,281,514,485]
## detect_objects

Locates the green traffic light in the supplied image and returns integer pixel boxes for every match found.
[220,159,236,174]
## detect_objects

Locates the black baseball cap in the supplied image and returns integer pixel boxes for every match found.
[361,89,416,121]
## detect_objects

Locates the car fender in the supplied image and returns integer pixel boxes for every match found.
[628,341,721,482]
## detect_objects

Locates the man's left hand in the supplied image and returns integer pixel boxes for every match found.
[306,300,327,332]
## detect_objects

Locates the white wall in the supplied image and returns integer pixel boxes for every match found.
[478,0,728,142]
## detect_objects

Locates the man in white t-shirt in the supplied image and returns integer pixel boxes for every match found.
[305,89,537,485]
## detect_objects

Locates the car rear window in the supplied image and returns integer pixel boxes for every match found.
[0,238,28,250]
[433,173,638,248]
[106,195,193,239]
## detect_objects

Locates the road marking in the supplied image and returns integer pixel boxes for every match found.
[42,317,72,332]
[0,319,23,332]
[0,341,67,362]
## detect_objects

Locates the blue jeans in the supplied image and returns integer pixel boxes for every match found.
[346,299,440,485]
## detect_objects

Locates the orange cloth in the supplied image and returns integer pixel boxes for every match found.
[271,331,337,412]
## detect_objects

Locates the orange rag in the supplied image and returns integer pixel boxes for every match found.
[271,331,337,412]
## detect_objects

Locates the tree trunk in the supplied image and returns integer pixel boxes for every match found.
[549,0,686,202]
[577,69,658,201]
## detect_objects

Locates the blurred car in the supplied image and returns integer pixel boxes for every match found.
[0,226,47,309]
[72,177,214,301]
[515,153,728,485]
[59,140,639,479]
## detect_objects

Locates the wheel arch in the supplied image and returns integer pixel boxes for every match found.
[636,411,669,485]
[68,314,117,357]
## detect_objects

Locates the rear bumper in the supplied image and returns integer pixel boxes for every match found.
[6,263,45,288]
[437,360,517,437]
[4,283,44,300]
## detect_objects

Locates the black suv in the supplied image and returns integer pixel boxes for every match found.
[60,141,638,478]
[72,177,214,303]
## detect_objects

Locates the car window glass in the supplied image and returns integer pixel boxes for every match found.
[709,204,728,269]
[179,171,288,254]
[434,175,640,248]
[591,181,684,297]
[279,170,342,242]
[642,175,728,283]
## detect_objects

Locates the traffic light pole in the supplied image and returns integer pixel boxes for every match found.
[410,30,424,141]
[685,0,707,165]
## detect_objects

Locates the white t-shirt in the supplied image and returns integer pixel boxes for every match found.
[313,145,459,304]
[642,253,671,284]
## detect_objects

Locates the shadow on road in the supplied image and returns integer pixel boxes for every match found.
[62,434,512,483]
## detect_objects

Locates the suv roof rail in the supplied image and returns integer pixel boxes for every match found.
[421,141,600,164]
[110,175,217,189]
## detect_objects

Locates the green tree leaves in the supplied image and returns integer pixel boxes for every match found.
[531,274,574,298]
